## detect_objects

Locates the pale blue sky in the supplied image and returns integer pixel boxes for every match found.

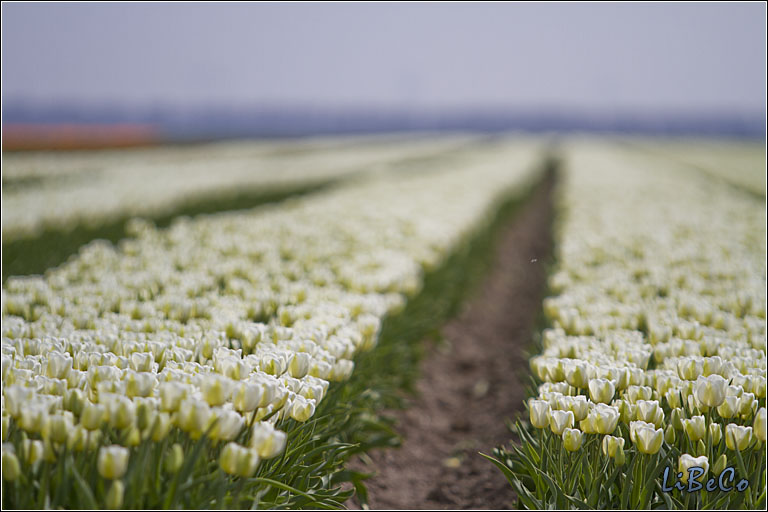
[2,2,766,114]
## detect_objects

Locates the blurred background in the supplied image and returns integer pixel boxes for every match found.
[2,2,766,149]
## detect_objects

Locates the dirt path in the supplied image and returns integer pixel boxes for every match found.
[349,172,555,509]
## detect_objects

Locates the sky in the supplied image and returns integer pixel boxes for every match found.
[1,2,766,115]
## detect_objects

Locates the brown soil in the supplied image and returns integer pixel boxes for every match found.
[347,172,556,510]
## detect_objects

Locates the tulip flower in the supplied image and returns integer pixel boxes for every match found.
[97,445,130,480]
[679,454,708,483]
[737,393,757,417]
[562,428,583,452]
[219,443,260,478]
[589,378,615,404]
[694,374,727,408]
[569,397,590,422]
[289,397,316,422]
[602,435,625,458]
[717,395,739,419]
[249,422,288,459]
[630,420,656,443]
[528,399,551,429]
[565,361,590,389]
[592,404,620,435]
[634,425,663,455]
[725,424,753,451]
[2,447,20,481]
[635,400,661,423]
[208,409,244,442]
[755,407,766,443]
[549,409,575,435]
[164,443,184,474]
[709,422,722,445]
[683,415,706,442]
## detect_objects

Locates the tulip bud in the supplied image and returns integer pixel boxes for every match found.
[2,447,21,481]
[122,426,140,447]
[665,424,676,444]
[709,423,722,445]
[81,402,106,431]
[43,412,74,445]
[737,393,757,417]
[63,388,86,417]
[725,424,753,451]
[219,442,260,478]
[163,443,184,474]
[176,399,212,440]
[589,378,615,404]
[135,400,156,432]
[602,435,625,458]
[717,396,739,419]
[754,407,766,443]
[615,446,626,466]
[683,415,706,442]
[23,439,45,466]
[106,480,124,509]
[712,453,728,476]
[528,399,551,429]
[753,376,766,399]
[665,389,682,410]
[562,428,583,452]
[146,412,171,442]
[98,445,130,479]
[19,405,48,435]
[670,408,684,431]
[67,425,89,452]
[260,354,287,376]
[249,422,287,459]
[618,400,636,424]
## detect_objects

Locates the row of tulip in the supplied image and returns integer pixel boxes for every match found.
[629,138,766,197]
[2,134,477,239]
[489,140,766,509]
[1,139,543,508]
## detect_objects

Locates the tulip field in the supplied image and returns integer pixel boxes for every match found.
[486,140,766,509]
[1,135,766,509]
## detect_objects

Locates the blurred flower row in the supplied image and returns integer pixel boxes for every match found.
[502,142,766,509]
[1,136,478,239]
[1,142,540,500]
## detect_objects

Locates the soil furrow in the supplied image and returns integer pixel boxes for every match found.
[350,170,556,510]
